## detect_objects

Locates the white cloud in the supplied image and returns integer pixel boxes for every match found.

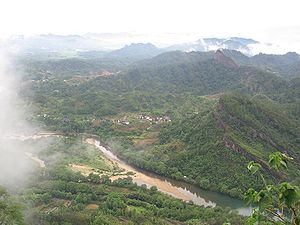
[0,0,299,52]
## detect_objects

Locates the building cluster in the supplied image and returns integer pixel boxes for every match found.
[115,116,130,125]
[114,114,172,126]
[139,115,171,123]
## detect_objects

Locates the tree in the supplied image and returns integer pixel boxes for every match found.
[88,173,101,184]
[92,212,120,225]
[245,152,300,224]
[104,193,126,211]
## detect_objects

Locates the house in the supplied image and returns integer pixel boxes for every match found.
[116,116,130,125]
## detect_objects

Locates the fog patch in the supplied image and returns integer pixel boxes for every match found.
[0,48,42,190]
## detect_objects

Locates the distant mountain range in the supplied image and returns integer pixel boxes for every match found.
[166,37,259,55]
[6,34,281,57]
[7,34,104,53]
[105,43,164,59]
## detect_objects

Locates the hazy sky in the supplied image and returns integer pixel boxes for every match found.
[1,0,300,50]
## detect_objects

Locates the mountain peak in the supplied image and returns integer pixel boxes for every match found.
[214,49,239,68]
[284,52,300,59]
[106,42,161,58]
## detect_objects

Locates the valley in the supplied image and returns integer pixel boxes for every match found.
[1,36,300,224]
[1,0,300,223]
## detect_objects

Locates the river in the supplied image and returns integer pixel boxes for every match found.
[86,138,252,216]
[9,133,252,216]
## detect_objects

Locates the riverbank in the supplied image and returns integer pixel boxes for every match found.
[12,132,251,216]
[86,138,252,216]
[86,138,214,205]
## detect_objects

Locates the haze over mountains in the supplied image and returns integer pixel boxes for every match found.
[5,33,290,56]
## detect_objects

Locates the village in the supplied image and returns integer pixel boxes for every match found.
[114,114,172,125]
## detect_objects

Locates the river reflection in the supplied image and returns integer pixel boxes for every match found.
[129,166,252,216]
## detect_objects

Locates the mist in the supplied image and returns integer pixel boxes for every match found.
[0,48,41,190]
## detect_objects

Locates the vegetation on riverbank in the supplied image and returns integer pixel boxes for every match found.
[17,136,245,225]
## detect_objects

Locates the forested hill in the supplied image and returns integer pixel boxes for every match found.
[111,93,300,197]
[21,48,300,198]
[222,49,300,79]
[21,48,300,89]
[73,49,288,96]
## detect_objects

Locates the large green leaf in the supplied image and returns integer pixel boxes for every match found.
[268,152,292,170]
[247,161,262,175]
[245,188,258,205]
[279,182,300,208]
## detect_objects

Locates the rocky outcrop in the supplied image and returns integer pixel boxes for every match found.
[214,50,239,69]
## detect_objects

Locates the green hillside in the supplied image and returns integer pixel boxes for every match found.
[105,93,300,197]
[20,49,300,199]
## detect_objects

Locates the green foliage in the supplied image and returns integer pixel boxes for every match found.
[245,152,300,224]
[247,162,262,175]
[91,212,121,225]
[269,152,293,170]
